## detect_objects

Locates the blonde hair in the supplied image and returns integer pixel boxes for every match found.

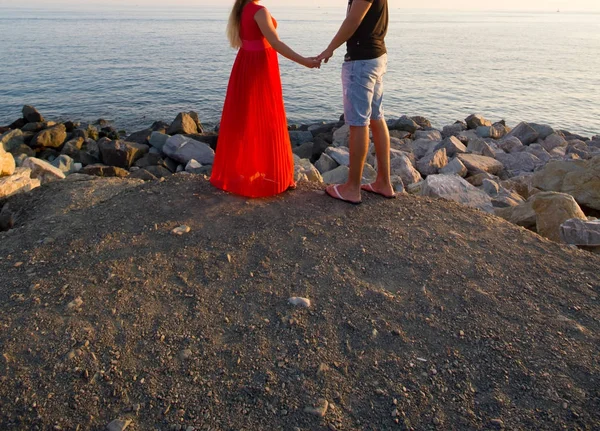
[227,0,252,49]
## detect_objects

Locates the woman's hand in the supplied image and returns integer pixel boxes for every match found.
[301,57,322,69]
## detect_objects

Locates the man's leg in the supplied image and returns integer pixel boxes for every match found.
[331,125,370,202]
[366,118,395,197]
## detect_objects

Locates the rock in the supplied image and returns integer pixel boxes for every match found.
[491,188,526,208]
[495,200,537,229]
[420,174,494,213]
[289,131,313,146]
[391,115,419,133]
[10,144,35,159]
[106,419,132,431]
[51,155,78,174]
[530,123,555,141]
[416,148,448,176]
[126,128,152,145]
[185,159,203,174]
[482,179,500,195]
[411,139,437,159]
[457,129,480,145]
[172,225,191,235]
[22,157,66,184]
[288,297,311,307]
[304,399,329,417]
[30,124,67,149]
[391,153,422,186]
[532,192,587,242]
[293,141,314,159]
[332,124,350,147]
[129,169,158,181]
[495,152,543,175]
[500,175,538,200]
[61,137,85,160]
[99,140,149,169]
[325,147,350,166]
[458,154,504,175]
[0,204,14,232]
[149,131,169,151]
[466,137,489,154]
[13,153,28,167]
[22,105,45,123]
[390,175,405,193]
[560,218,600,246]
[541,133,568,152]
[315,153,338,174]
[308,122,337,136]
[0,150,16,177]
[145,165,174,178]
[440,157,468,177]
[414,129,442,141]
[531,156,600,210]
[167,112,200,135]
[490,122,510,139]
[442,122,467,139]
[505,122,539,145]
[311,134,332,160]
[163,135,215,165]
[322,166,349,184]
[362,163,377,184]
[498,136,524,153]
[465,172,499,187]
[389,130,412,140]
[295,159,323,183]
[411,116,432,129]
[21,121,55,133]
[525,144,551,164]
[435,136,467,157]
[81,164,130,178]
[390,137,413,153]
[1,129,25,152]
[465,114,492,130]
[135,152,165,169]
[0,168,41,199]
[80,139,101,166]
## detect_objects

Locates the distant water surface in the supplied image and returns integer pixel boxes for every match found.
[0,6,599,136]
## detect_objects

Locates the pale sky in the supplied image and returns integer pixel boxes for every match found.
[1,0,599,12]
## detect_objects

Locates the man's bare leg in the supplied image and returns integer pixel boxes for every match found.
[363,118,395,197]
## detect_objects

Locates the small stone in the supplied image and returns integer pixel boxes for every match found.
[106,419,132,431]
[288,297,311,308]
[180,349,193,360]
[391,408,399,417]
[66,297,83,310]
[304,399,329,417]
[172,225,191,235]
[490,418,505,428]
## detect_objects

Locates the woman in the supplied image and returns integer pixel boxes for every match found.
[210,0,321,198]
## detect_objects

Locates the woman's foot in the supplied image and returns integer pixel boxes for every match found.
[325,184,362,205]
[360,182,396,199]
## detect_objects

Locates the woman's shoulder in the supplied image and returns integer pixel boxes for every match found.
[245,1,267,15]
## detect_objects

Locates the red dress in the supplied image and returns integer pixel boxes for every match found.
[210,1,295,198]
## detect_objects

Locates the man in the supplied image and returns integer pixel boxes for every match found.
[318,0,394,204]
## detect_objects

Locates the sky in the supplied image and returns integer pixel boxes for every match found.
[0,0,598,11]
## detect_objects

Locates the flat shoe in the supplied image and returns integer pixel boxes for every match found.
[361,183,397,199]
[325,184,362,205]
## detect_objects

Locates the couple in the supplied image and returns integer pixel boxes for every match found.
[210,0,393,204]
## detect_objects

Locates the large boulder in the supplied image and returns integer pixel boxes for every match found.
[434,136,467,157]
[411,139,437,159]
[414,129,442,142]
[419,174,494,213]
[325,147,350,166]
[51,154,79,174]
[21,121,56,133]
[530,123,555,141]
[560,218,600,246]
[0,167,41,199]
[30,124,67,149]
[80,139,101,166]
[126,128,153,145]
[61,137,85,160]
[525,144,551,164]
[531,156,600,210]
[495,152,544,175]
[416,148,448,176]
[289,131,313,147]
[294,158,323,183]
[465,114,492,130]
[457,154,504,176]
[149,132,169,151]
[391,115,419,134]
[22,105,45,123]
[411,116,432,129]
[0,148,16,177]
[541,133,568,152]
[442,122,467,139]
[1,129,26,152]
[167,112,201,135]
[22,157,66,184]
[163,135,215,165]
[390,153,422,186]
[315,152,338,174]
[332,124,350,147]
[498,136,524,153]
[99,140,149,169]
[495,200,537,230]
[532,192,587,242]
[321,165,349,184]
[440,157,468,177]
[505,122,539,145]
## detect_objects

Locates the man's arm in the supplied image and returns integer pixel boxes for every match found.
[317,0,373,63]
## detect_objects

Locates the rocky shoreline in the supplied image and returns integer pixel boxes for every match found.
[1,106,599,250]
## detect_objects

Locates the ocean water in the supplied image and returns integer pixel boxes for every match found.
[0,5,599,136]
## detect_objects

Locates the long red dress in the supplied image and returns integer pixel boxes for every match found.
[210,1,295,198]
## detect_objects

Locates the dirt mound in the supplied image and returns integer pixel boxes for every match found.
[1,175,599,431]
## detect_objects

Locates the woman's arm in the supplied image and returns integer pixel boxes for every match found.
[255,8,320,69]
[318,0,373,63]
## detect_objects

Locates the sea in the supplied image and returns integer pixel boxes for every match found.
[1,5,599,136]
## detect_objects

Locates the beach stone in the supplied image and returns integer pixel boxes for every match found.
[390,137,413,153]
[541,133,568,152]
[149,131,169,151]
[440,157,468,177]
[391,153,422,186]
[321,165,349,184]
[126,128,152,145]
[523,144,551,164]
[21,121,55,133]
[304,399,329,417]
[1,129,26,152]
[80,139,101,166]
[420,174,494,213]
[495,152,544,175]
[362,163,377,184]
[134,152,165,169]
[289,130,313,146]
[22,105,45,123]
[530,123,556,140]
[465,114,492,130]
[416,148,448,176]
[106,419,132,431]
[435,136,467,157]
[532,156,600,210]
[391,115,419,133]
[51,154,78,174]
[532,192,586,242]
[332,124,350,147]
[129,169,158,181]
[442,122,467,138]
[308,122,337,136]
[289,297,311,308]
[491,122,510,139]
[466,137,489,154]
[498,136,524,153]
[163,135,215,165]
[167,112,200,135]
[411,116,432,129]
[293,141,314,159]
[22,157,66,184]
[391,175,405,193]
[0,167,41,199]
[315,152,338,174]
[492,188,526,208]
[482,179,500,195]
[30,124,67,149]
[0,150,16,177]
[465,172,500,187]
[411,139,437,159]
[295,158,323,183]
[99,140,149,169]
[495,199,537,229]
[325,147,350,166]
[505,122,539,145]
[457,129,480,145]
[560,218,600,246]
[500,175,538,200]
[414,129,442,142]
[458,154,504,175]
[13,153,28,167]
[81,164,130,178]
[145,165,173,178]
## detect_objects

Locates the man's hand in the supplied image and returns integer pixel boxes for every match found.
[317,48,335,64]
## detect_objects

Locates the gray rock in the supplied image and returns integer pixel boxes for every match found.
[22,157,66,184]
[146,165,174,178]
[315,152,338,174]
[416,148,448,176]
[498,136,524,153]
[440,157,468,177]
[134,152,165,169]
[391,115,419,133]
[457,129,480,144]
[163,135,215,165]
[167,112,201,135]
[61,137,85,160]
[0,167,41,199]
[466,137,489,154]
[414,129,442,142]
[51,154,78,174]
[149,131,169,151]
[458,154,504,175]
[289,130,313,146]
[495,152,544,175]
[293,141,314,159]
[129,168,158,181]
[22,105,45,123]
[325,147,350,166]
[420,174,494,213]
[541,133,568,152]
[442,122,467,139]
[80,139,101,166]
[21,121,56,133]
[99,140,149,169]
[30,124,67,148]
[482,179,500,195]
[390,137,413,153]
[530,123,555,141]
[435,136,467,157]
[495,199,537,229]
[560,218,600,246]
[322,165,349,184]
[332,124,350,147]
[390,175,405,193]
[106,419,132,431]
[505,122,539,145]
[411,116,432,129]
[1,129,26,152]
[390,153,422,186]
[411,139,437,159]
[126,128,152,145]
[185,159,204,174]
[465,114,492,130]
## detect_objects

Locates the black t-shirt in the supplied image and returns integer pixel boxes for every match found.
[345,0,388,61]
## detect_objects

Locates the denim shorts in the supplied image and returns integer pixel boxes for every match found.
[342,54,388,127]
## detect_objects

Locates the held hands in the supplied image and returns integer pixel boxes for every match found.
[302,56,322,69]
[316,47,334,64]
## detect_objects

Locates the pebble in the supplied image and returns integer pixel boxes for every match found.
[180,349,193,360]
[288,297,311,308]
[66,297,83,310]
[172,225,191,235]
[106,419,132,431]
[304,399,329,417]
[490,418,505,428]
